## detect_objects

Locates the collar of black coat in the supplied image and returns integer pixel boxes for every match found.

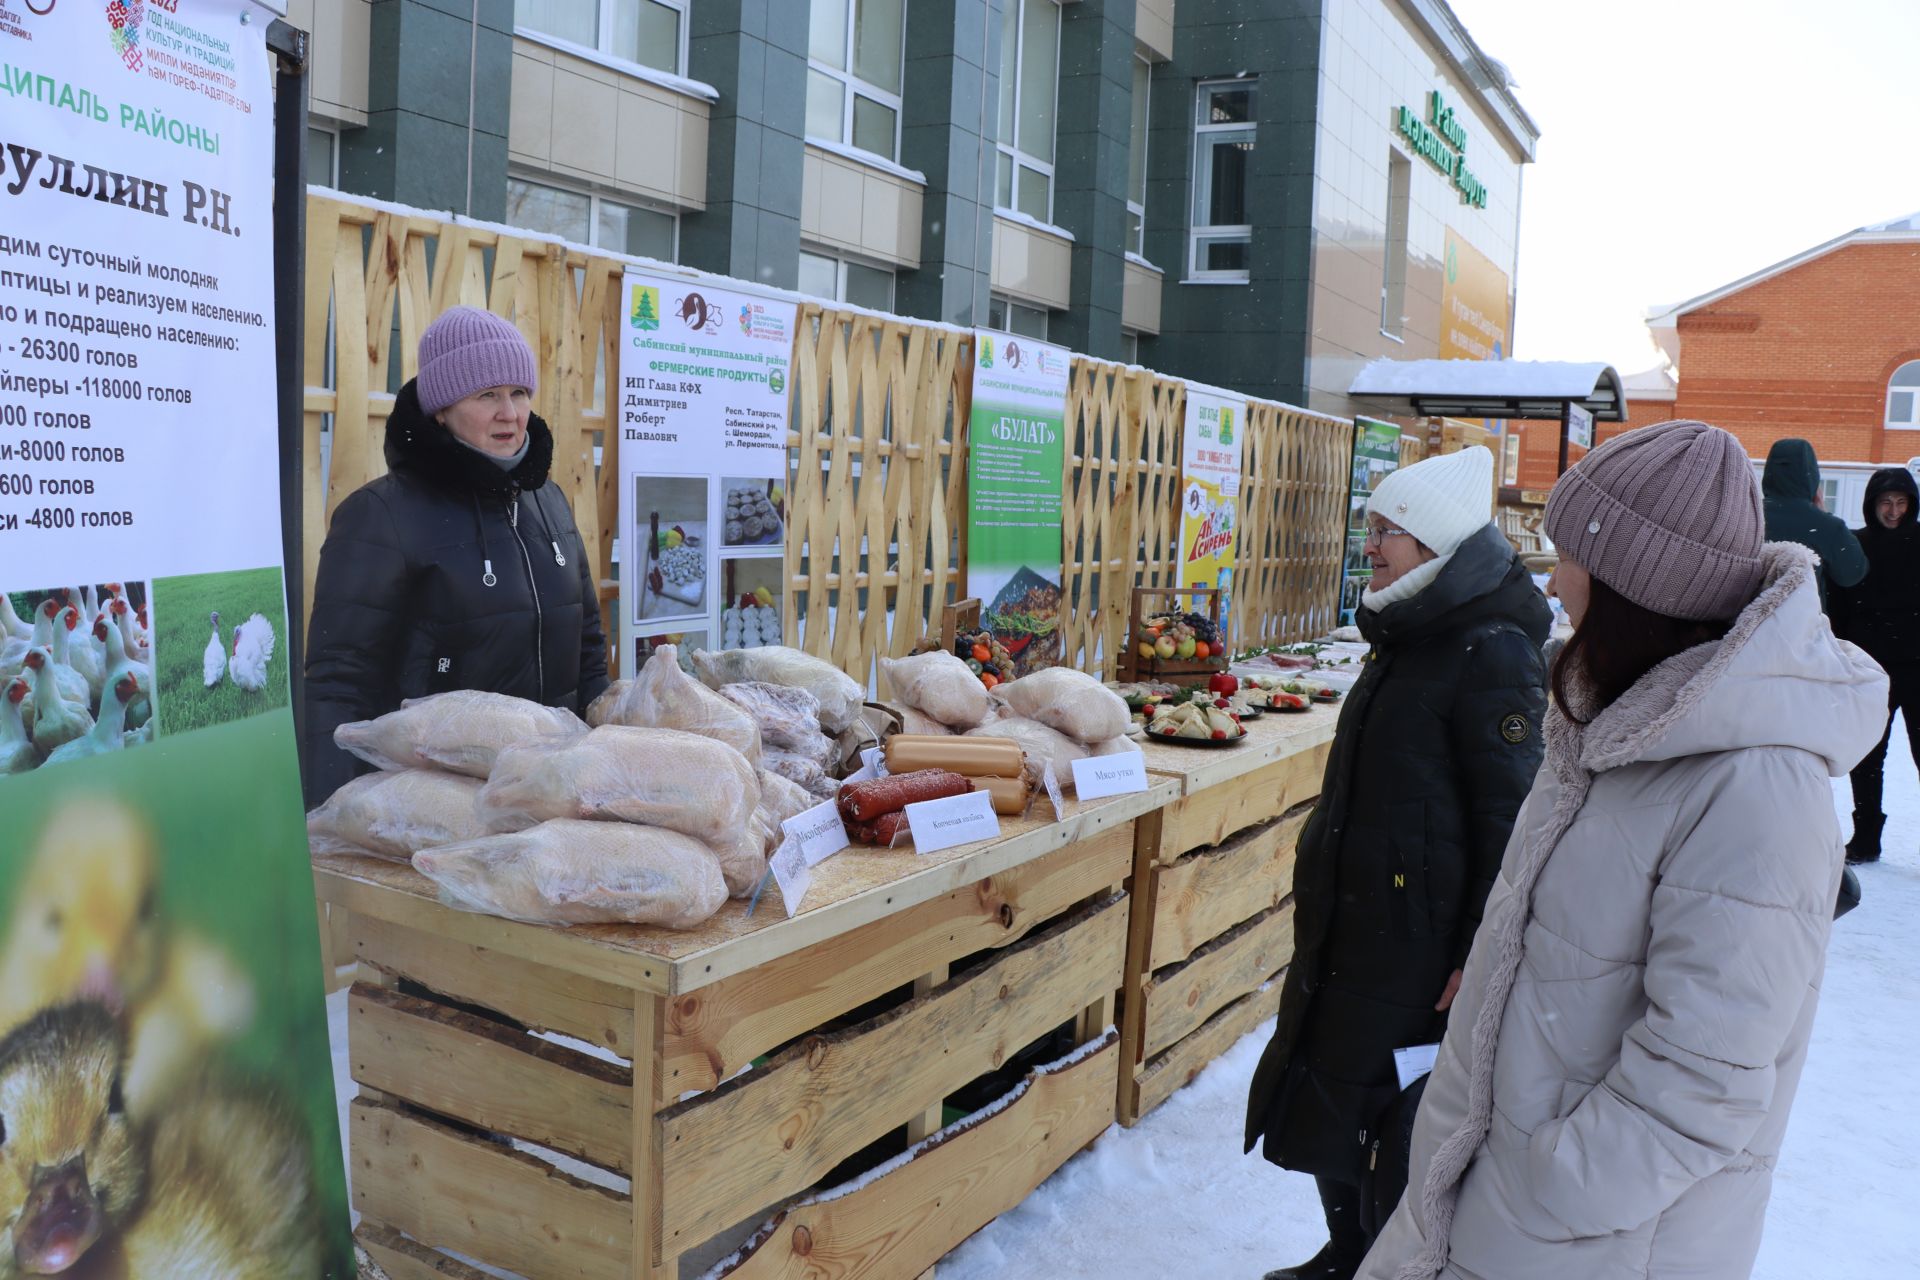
[1357,523,1549,649]
[385,379,556,495]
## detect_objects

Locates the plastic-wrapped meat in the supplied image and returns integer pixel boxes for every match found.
[765,749,837,800]
[306,769,486,859]
[896,707,953,736]
[334,690,588,778]
[585,679,630,727]
[690,645,865,733]
[836,768,972,823]
[878,651,992,729]
[988,668,1129,744]
[719,681,831,756]
[603,644,762,764]
[411,820,729,928]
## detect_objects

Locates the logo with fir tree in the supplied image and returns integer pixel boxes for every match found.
[1218,407,1235,445]
[630,285,661,331]
[979,335,994,368]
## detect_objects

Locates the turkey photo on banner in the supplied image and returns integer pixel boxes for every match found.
[0,0,355,1273]
[1177,387,1248,633]
[618,272,796,668]
[966,331,1069,675]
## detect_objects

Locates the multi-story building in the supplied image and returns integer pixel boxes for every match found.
[291,0,1535,413]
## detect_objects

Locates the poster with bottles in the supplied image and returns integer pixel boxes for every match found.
[1342,417,1405,624]
[1177,387,1248,642]
[617,271,796,674]
[0,0,354,1270]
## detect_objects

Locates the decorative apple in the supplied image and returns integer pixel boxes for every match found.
[1209,672,1239,697]
[1154,635,1178,660]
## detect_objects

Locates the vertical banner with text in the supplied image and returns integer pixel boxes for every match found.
[0,0,354,1272]
[619,272,796,670]
[1343,417,1404,624]
[967,331,1070,675]
[1177,387,1248,638]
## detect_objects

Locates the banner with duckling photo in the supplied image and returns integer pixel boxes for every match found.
[0,0,354,1273]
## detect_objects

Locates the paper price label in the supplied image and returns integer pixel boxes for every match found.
[903,789,1000,854]
[769,837,813,917]
[861,746,888,777]
[1041,761,1066,821]
[782,799,851,867]
[1070,752,1148,800]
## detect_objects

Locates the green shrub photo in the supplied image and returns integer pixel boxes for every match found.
[150,568,291,737]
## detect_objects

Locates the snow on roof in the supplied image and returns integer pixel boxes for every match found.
[1647,211,1920,328]
[1621,365,1677,399]
[1349,358,1626,421]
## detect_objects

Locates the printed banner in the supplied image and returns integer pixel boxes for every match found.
[618,272,796,669]
[0,0,354,1273]
[967,331,1070,675]
[1342,417,1404,624]
[1440,229,1512,434]
[1177,387,1247,633]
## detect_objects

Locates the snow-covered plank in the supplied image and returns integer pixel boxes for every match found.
[349,982,634,1178]
[657,897,1129,1255]
[1155,741,1331,863]
[663,825,1131,1097]
[1136,980,1279,1122]
[712,1033,1120,1280]
[1149,806,1308,971]
[351,1096,630,1280]
[1142,901,1294,1062]
[355,1223,493,1280]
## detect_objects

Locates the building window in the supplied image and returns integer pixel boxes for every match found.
[515,0,687,77]
[1189,79,1256,282]
[996,0,1061,223]
[808,0,908,163]
[505,174,677,260]
[1126,57,1150,256]
[1119,331,1140,365]
[306,125,338,187]
[1381,151,1411,337]
[988,294,1049,340]
[799,250,897,311]
[1888,361,1920,428]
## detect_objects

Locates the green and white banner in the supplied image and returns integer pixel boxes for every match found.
[0,0,353,1272]
[967,331,1070,676]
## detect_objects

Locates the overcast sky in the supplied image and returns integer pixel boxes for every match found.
[1444,0,1918,376]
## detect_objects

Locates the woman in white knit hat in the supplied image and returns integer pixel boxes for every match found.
[1244,445,1552,1280]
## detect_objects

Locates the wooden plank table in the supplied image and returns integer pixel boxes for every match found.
[1117,707,1340,1122]
[319,779,1176,1280]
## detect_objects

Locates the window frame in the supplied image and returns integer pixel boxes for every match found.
[987,293,1050,341]
[306,124,340,188]
[1126,55,1151,257]
[504,171,680,262]
[806,0,910,164]
[1380,148,1412,339]
[515,0,690,80]
[995,0,1063,225]
[1187,78,1258,284]
[1887,360,1920,429]
[799,248,898,312]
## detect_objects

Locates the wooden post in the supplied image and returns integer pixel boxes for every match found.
[907,965,950,1143]
[1115,807,1164,1126]
[632,991,666,1280]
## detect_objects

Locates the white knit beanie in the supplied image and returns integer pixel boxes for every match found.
[1366,445,1494,556]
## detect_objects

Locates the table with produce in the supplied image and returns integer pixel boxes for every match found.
[309,641,1178,1280]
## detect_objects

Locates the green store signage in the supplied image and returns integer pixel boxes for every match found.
[1397,90,1488,209]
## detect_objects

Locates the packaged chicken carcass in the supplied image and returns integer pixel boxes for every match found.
[763,748,838,800]
[690,645,865,734]
[750,768,819,854]
[878,651,993,729]
[603,645,763,764]
[306,769,486,859]
[718,681,829,755]
[412,820,728,928]
[988,668,1129,744]
[335,690,588,778]
[964,715,1088,791]
[584,679,630,728]
[1089,734,1144,758]
[896,706,953,736]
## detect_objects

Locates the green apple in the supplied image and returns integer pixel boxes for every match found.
[1177,636,1197,659]
[1154,635,1178,660]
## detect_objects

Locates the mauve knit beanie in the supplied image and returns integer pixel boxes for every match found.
[417,306,539,415]
[1544,419,1765,622]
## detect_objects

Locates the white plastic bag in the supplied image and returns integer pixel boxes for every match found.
[691,646,865,734]
[335,690,588,778]
[989,668,1129,744]
[764,749,837,800]
[412,820,728,928]
[306,769,485,859]
[719,682,828,754]
[1090,734,1143,758]
[752,768,818,855]
[879,651,992,729]
[965,715,1088,791]
[897,706,953,737]
[605,645,762,764]
[585,679,630,727]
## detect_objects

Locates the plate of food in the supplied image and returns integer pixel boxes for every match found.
[1142,700,1247,745]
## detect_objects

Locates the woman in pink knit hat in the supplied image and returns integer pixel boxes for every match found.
[1356,420,1887,1280]
[302,306,608,805]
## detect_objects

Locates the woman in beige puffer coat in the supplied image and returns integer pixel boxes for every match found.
[1359,421,1888,1280]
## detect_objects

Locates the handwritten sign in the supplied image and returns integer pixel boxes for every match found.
[782,799,851,867]
[769,837,812,917]
[903,789,1000,854]
[1071,751,1149,800]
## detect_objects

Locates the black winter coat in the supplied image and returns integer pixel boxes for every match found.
[1243,524,1550,1177]
[1762,438,1867,612]
[301,381,609,805]
[1833,466,1920,667]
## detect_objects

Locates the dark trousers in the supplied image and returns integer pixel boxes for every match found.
[1850,661,1920,820]
[1317,1176,1373,1267]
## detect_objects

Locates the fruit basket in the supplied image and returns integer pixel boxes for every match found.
[908,597,1016,691]
[1117,586,1230,686]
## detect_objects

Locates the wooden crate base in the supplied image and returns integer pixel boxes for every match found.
[1135,980,1280,1121]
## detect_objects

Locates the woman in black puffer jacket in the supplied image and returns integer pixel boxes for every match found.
[301,307,608,806]
[1243,446,1550,1280]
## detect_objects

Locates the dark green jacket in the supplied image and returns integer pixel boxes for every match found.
[1762,439,1867,611]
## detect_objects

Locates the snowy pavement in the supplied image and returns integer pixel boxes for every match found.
[329,732,1920,1280]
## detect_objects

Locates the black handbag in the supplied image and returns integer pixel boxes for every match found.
[1360,1072,1430,1236]
[1835,864,1862,920]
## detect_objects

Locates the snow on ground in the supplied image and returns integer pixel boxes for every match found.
[329,729,1920,1280]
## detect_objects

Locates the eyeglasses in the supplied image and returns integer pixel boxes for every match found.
[1363,526,1413,547]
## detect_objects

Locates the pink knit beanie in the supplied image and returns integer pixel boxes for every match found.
[417,306,539,414]
[1544,419,1765,621]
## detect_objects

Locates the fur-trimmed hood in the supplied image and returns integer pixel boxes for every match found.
[1556,542,1888,780]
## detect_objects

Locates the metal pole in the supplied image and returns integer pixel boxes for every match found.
[1558,401,1571,478]
[268,19,310,754]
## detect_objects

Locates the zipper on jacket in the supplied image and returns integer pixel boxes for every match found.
[507,489,546,702]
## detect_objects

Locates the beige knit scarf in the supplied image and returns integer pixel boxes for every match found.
[1392,544,1812,1280]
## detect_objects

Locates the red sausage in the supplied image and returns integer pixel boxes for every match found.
[836,768,973,822]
